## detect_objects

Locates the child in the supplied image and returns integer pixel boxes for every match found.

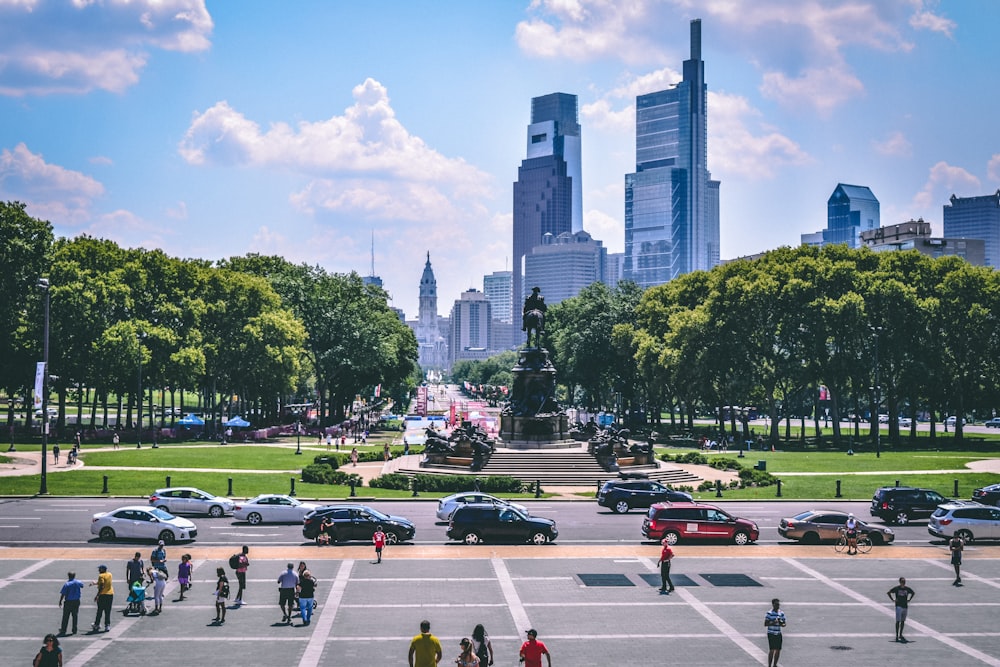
[373,525,386,564]
[214,567,229,624]
[177,554,192,600]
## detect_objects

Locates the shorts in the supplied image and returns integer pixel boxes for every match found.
[279,588,296,605]
[767,634,783,650]
[895,606,908,623]
[951,552,962,565]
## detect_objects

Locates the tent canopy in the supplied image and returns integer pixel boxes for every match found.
[177,414,205,426]
[224,416,250,428]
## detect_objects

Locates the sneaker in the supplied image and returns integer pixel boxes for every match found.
[104,626,110,632]
[235,598,242,605]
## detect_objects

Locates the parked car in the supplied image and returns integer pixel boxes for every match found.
[234,494,319,524]
[148,487,235,518]
[870,486,947,525]
[945,416,966,426]
[778,510,895,545]
[928,501,1000,543]
[597,480,693,514]
[435,492,528,522]
[984,418,1000,429]
[642,502,759,545]
[92,505,197,543]
[972,483,1000,506]
[897,418,912,428]
[446,503,557,545]
[302,504,415,544]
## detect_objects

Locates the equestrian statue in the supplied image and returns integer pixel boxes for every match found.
[522,286,547,348]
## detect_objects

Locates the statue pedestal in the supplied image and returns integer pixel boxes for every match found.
[499,347,574,449]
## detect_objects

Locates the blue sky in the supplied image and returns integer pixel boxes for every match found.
[1,0,997,318]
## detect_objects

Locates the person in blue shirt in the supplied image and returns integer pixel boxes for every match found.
[764,598,786,667]
[58,571,85,635]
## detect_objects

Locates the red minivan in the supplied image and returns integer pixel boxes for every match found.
[642,502,759,545]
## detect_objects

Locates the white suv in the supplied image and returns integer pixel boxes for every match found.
[928,501,1000,543]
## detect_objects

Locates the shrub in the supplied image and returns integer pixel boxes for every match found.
[708,457,741,471]
[368,473,411,490]
[301,464,337,485]
[312,455,340,469]
[738,468,776,487]
[676,451,707,465]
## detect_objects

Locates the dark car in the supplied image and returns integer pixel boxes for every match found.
[778,510,895,545]
[641,502,759,545]
[446,503,557,545]
[984,418,1000,428]
[972,483,1000,506]
[597,480,693,514]
[302,504,415,544]
[870,486,947,525]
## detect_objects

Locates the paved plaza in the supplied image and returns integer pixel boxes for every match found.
[2,545,999,666]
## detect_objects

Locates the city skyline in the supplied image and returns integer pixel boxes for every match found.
[1,1,998,318]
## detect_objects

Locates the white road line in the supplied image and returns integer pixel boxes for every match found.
[0,559,51,590]
[784,557,1000,667]
[341,603,509,608]
[298,559,353,667]
[924,558,1000,590]
[492,556,531,634]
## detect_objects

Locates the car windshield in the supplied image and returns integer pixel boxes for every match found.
[363,507,390,521]
[149,508,176,521]
[791,511,814,520]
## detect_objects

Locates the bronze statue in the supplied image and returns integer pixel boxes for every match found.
[522,286,547,348]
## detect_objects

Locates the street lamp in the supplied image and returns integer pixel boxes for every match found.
[870,325,883,458]
[295,421,303,455]
[136,332,145,449]
[38,278,50,494]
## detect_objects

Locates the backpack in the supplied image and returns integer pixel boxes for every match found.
[219,579,230,598]
[475,638,489,663]
[229,553,241,569]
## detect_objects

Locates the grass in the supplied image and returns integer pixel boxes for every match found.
[81,445,338,470]
[681,449,998,473]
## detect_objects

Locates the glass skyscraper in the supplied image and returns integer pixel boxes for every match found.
[824,183,880,248]
[943,191,1000,268]
[624,19,720,288]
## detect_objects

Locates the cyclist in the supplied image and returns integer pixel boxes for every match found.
[844,514,859,555]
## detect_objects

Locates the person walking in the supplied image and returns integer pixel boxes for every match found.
[350,446,358,466]
[764,598,786,667]
[950,534,964,586]
[326,433,333,450]
[456,638,480,667]
[112,432,119,450]
[408,619,443,667]
[471,624,493,666]
[373,525,386,564]
[150,540,167,575]
[519,628,551,667]
[277,563,299,624]
[383,442,391,461]
[177,554,192,601]
[89,565,114,633]
[57,571,84,636]
[657,538,675,594]
[213,567,229,624]
[52,443,60,465]
[146,566,167,615]
[297,569,317,626]
[234,545,249,605]
[887,576,915,642]
[32,634,62,667]
[125,552,145,589]
[292,561,308,615]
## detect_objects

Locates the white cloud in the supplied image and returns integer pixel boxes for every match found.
[584,208,623,252]
[912,161,981,210]
[709,91,811,179]
[0,142,103,223]
[909,10,956,37]
[872,131,913,157]
[165,200,188,220]
[759,66,864,116]
[987,154,1000,184]
[88,155,113,166]
[0,0,212,96]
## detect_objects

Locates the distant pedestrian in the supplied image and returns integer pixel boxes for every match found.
[403,439,410,457]
[125,552,145,588]
[472,623,493,666]
[887,576,915,642]
[89,564,114,633]
[75,431,82,449]
[32,633,62,667]
[326,433,333,450]
[657,538,675,593]
[52,444,60,465]
[57,571,84,636]
[519,628,551,667]
[373,525,386,564]
[150,540,167,575]
[112,432,120,450]
[341,434,346,448]
[350,447,359,466]
[456,638,480,667]
[950,535,964,586]
[383,442,391,461]
[213,567,229,624]
[297,569,317,626]
[146,567,167,614]
[408,619,443,667]
[234,545,249,604]
[177,554,192,601]
[277,563,299,624]
[764,598,786,667]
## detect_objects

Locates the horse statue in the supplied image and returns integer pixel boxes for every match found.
[523,308,545,348]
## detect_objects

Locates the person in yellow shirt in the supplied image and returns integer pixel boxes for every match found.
[408,619,442,667]
[89,565,114,632]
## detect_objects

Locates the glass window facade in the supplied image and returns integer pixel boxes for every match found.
[943,191,1000,268]
[823,184,880,248]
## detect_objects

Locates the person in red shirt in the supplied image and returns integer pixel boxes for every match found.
[373,525,386,564]
[519,628,551,667]
[657,539,675,593]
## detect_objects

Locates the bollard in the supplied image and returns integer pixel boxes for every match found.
[895,479,900,487]
[411,477,419,498]
[289,477,296,497]
[165,475,171,488]
[227,477,233,497]
[597,480,602,494]
[776,479,782,497]
[715,480,723,498]
[954,479,959,498]
[350,479,357,497]
[101,475,109,494]
[835,480,842,498]
[535,480,542,498]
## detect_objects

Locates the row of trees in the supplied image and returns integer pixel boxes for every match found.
[0,201,418,433]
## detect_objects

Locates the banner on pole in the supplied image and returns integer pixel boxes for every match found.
[33,361,46,409]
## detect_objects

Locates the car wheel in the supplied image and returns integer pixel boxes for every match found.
[385,531,400,545]
[733,531,751,546]
[158,530,176,544]
[462,531,482,545]
[801,532,820,545]
[663,531,680,546]
[894,511,910,525]
[208,505,225,518]
[246,512,263,525]
[156,505,170,513]
[955,529,974,543]
[866,532,884,546]
[613,500,630,514]
[99,527,115,541]
[529,531,548,545]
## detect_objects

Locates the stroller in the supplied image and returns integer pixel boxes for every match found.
[124,580,149,616]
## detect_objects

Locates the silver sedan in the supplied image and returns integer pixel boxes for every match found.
[436,492,528,522]
[233,494,320,525]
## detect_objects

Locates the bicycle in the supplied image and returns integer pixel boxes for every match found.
[835,530,872,554]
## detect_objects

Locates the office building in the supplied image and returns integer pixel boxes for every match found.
[943,191,1000,268]
[449,289,492,363]
[483,270,513,324]
[523,230,606,306]
[823,183,880,248]
[407,252,448,369]
[624,19,720,289]
[605,252,624,290]
[861,219,985,265]
[513,92,581,306]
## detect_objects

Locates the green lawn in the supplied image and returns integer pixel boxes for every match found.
[692,449,997,473]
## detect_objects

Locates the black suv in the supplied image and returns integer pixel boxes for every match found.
[597,480,693,513]
[870,486,947,525]
[446,503,557,545]
[302,504,415,544]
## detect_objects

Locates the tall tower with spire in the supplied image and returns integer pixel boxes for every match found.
[413,252,448,369]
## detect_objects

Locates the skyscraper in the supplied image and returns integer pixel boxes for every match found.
[409,252,448,369]
[483,270,513,324]
[513,92,581,307]
[943,191,1000,268]
[523,230,607,306]
[824,183,880,248]
[449,289,492,363]
[624,19,719,289]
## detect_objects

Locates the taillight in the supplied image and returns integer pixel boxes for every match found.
[234,505,242,511]
[785,521,794,528]
[881,502,889,509]
[938,518,952,525]
[149,495,160,502]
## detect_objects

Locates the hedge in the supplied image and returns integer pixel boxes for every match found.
[368,473,525,494]
[301,463,364,487]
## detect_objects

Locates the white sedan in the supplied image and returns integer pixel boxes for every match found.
[436,492,529,522]
[91,506,197,544]
[234,494,320,525]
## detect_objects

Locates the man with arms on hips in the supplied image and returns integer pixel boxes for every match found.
[887,577,915,642]
[519,628,551,667]
[949,534,964,586]
[764,598,786,667]
[409,619,443,667]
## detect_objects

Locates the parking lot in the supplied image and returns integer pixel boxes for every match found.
[3,545,999,666]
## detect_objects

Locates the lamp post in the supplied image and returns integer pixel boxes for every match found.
[295,421,302,455]
[38,278,50,495]
[870,325,883,458]
[136,332,145,449]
